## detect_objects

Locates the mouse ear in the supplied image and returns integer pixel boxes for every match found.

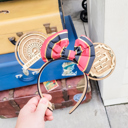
[89,42,116,80]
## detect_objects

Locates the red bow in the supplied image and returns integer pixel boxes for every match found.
[41,30,95,74]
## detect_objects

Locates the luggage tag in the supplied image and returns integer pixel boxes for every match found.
[15,29,116,114]
[43,80,59,92]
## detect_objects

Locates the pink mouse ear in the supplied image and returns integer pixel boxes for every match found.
[40,29,69,62]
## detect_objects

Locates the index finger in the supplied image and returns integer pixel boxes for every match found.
[42,94,52,101]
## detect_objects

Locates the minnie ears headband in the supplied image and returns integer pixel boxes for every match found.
[38,29,95,114]
[15,29,116,114]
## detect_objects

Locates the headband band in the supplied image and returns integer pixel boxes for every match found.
[37,29,95,113]
[37,58,88,114]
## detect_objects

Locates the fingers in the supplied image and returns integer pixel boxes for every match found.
[22,96,40,113]
[20,94,52,116]
[36,98,48,117]
[27,96,40,106]
[45,115,54,121]
[44,109,53,121]
[45,109,53,116]
[42,94,52,111]
[42,94,52,101]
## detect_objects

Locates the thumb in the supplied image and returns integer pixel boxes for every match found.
[36,98,48,116]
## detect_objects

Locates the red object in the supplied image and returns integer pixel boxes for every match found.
[40,29,95,74]
[0,76,92,118]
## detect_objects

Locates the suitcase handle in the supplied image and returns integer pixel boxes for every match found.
[8,32,23,45]
[15,73,38,82]
[8,37,16,45]
[0,10,9,14]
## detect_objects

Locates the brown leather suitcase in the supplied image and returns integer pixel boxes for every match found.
[0,76,92,118]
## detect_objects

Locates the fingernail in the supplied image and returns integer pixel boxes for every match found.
[40,98,47,104]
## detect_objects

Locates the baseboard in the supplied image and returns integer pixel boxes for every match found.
[103,97,128,106]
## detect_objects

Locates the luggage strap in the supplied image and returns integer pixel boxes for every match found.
[8,90,20,115]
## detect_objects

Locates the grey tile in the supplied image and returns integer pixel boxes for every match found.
[73,19,89,38]
[0,118,17,128]
[84,23,89,37]
[106,104,128,128]
[73,20,85,37]
[62,0,83,20]
[45,85,110,128]
[63,0,89,37]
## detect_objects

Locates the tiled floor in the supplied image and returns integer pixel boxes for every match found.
[0,0,128,128]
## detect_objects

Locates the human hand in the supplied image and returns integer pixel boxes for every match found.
[15,94,53,128]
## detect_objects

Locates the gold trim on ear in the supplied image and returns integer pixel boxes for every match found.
[89,42,116,80]
[69,73,88,114]
[15,31,48,72]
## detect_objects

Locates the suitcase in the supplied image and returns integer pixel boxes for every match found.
[0,0,85,92]
[0,0,65,55]
[0,9,86,91]
[0,16,82,91]
[0,76,93,118]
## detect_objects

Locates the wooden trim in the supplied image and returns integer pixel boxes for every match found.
[8,90,21,115]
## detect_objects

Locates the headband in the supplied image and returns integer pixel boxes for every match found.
[14,29,116,113]
[37,29,95,113]
[37,59,88,114]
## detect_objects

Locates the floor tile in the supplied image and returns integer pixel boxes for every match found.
[45,84,110,128]
[0,118,17,128]
[62,0,83,20]
[73,20,85,37]
[84,23,89,36]
[106,104,128,128]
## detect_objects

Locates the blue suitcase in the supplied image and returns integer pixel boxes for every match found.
[0,16,83,91]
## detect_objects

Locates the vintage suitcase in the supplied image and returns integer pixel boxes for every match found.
[0,76,93,118]
[0,16,84,91]
[0,0,65,54]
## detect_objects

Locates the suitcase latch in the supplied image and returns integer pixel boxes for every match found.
[8,32,23,45]
[16,32,23,37]
[8,37,16,45]
[43,23,58,34]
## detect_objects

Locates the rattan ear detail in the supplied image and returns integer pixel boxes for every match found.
[89,42,116,80]
[15,31,48,71]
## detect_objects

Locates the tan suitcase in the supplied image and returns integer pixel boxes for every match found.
[0,0,64,54]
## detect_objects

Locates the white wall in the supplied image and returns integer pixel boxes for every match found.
[88,0,128,106]
[88,0,105,43]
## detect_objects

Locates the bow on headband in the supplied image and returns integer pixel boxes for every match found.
[41,29,95,74]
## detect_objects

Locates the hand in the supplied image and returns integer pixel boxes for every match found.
[15,94,53,128]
